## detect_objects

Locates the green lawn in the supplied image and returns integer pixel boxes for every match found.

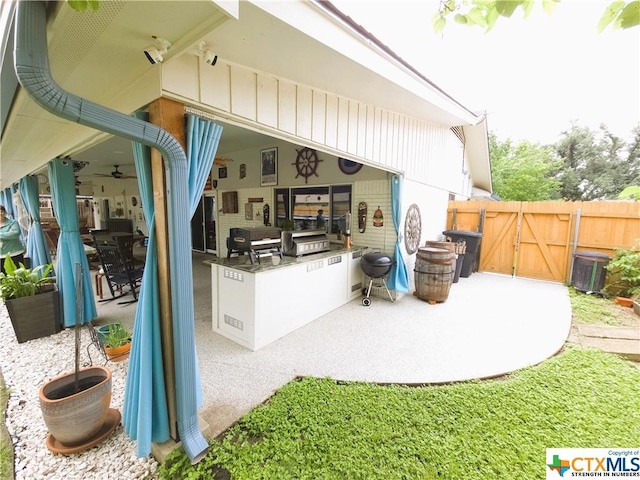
[159,347,640,480]
[0,374,12,480]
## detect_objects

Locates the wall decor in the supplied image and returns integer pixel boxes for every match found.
[373,206,384,227]
[358,202,367,233]
[239,163,247,179]
[260,147,278,186]
[338,158,363,175]
[403,203,421,254]
[248,197,263,203]
[245,202,253,220]
[222,191,238,213]
[218,167,227,179]
[212,180,218,189]
[293,147,322,183]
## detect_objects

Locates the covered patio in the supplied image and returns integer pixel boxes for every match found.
[88,250,572,441]
[0,250,572,474]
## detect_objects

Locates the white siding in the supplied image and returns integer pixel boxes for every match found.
[162,56,470,196]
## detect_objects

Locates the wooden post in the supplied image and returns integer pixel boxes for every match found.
[148,97,186,441]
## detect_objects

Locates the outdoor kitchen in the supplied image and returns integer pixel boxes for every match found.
[210,225,366,351]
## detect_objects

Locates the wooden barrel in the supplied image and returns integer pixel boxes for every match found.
[426,240,466,255]
[414,247,455,303]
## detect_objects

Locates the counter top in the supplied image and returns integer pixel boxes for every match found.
[206,243,368,273]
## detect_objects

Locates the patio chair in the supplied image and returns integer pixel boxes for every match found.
[113,233,144,268]
[94,242,143,304]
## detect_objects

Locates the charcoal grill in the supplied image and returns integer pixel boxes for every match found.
[360,252,395,306]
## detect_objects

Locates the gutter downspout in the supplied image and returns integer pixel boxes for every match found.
[14,1,208,463]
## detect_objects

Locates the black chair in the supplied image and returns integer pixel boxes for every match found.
[94,242,144,304]
[112,233,142,267]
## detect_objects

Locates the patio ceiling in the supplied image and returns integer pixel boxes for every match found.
[1,0,485,189]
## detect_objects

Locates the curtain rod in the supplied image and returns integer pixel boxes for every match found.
[184,107,220,123]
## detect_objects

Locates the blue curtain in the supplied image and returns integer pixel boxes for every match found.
[387,175,410,293]
[19,175,51,268]
[186,114,223,214]
[1,188,14,218]
[47,158,97,326]
[123,114,169,456]
[122,113,222,457]
[186,114,223,407]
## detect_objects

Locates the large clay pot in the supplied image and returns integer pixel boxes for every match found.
[39,366,112,446]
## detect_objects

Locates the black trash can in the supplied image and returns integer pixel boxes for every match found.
[571,251,611,294]
[453,253,464,283]
[442,230,483,278]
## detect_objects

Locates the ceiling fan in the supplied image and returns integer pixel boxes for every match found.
[95,165,136,179]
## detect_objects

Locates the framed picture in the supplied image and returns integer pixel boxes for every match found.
[218,167,227,179]
[260,147,278,186]
[244,202,253,220]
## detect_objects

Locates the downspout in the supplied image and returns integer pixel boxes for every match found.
[14,1,208,463]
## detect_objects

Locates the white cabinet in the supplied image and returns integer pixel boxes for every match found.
[211,249,362,350]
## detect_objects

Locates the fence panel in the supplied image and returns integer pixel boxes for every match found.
[447,201,639,283]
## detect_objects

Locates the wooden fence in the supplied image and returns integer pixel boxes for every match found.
[446,201,640,283]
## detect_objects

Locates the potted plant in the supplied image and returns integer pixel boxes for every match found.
[0,256,61,343]
[101,321,132,362]
[38,262,118,453]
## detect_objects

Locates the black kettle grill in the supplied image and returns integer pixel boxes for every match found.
[360,252,395,306]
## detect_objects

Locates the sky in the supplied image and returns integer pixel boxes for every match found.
[333,0,640,145]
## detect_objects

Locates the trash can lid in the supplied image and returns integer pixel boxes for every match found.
[573,251,611,260]
[442,230,483,237]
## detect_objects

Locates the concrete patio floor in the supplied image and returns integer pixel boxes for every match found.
[92,252,573,452]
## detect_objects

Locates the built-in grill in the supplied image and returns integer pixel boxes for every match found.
[227,227,283,264]
[282,229,330,257]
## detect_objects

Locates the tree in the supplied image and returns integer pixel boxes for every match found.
[490,133,561,200]
[554,123,640,200]
[433,0,640,34]
[67,0,99,12]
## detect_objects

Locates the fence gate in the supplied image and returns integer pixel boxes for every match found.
[447,201,639,283]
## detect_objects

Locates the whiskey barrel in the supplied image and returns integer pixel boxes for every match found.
[414,247,455,303]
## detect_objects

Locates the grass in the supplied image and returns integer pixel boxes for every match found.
[0,373,12,480]
[569,286,638,326]
[158,347,640,480]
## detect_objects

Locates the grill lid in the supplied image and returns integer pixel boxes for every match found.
[362,252,393,266]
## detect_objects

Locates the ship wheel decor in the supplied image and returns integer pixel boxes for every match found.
[404,203,422,255]
[293,147,323,183]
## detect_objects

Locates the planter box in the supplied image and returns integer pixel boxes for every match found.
[5,284,61,343]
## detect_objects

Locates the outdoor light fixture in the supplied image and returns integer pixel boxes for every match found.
[143,37,172,65]
[197,41,217,66]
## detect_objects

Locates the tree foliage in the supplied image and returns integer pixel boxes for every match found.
[66,0,99,12]
[554,123,640,200]
[433,0,640,34]
[489,133,561,200]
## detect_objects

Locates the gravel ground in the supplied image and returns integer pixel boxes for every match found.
[0,304,159,480]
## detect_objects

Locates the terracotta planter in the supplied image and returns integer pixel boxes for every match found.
[5,284,61,343]
[615,296,633,308]
[39,366,112,447]
[103,342,131,362]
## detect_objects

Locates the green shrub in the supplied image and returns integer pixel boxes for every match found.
[604,248,640,298]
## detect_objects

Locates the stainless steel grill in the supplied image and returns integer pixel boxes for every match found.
[227,227,283,264]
